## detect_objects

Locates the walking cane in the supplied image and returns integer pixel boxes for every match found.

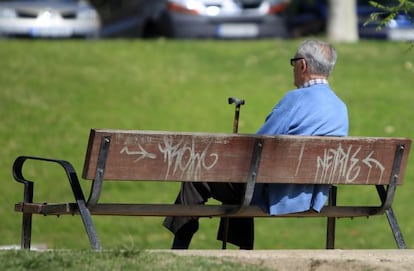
[228,97,245,133]
[222,97,245,249]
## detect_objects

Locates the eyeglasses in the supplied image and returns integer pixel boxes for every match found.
[290,57,304,66]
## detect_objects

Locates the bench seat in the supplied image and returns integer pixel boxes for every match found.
[15,202,387,218]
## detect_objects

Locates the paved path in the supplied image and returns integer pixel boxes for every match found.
[161,249,414,271]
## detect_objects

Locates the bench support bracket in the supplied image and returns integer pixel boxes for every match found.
[222,138,264,249]
[376,144,406,249]
[87,136,111,206]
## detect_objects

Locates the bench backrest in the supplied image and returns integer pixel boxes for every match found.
[82,129,411,185]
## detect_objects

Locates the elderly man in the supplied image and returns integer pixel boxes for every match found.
[163,39,349,250]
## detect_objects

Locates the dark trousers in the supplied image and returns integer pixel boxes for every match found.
[163,182,254,249]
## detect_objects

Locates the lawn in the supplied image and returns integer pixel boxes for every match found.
[1,38,413,250]
[0,249,276,271]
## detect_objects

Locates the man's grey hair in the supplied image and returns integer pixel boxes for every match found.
[296,40,337,77]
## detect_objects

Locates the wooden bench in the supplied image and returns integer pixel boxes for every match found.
[13,128,411,250]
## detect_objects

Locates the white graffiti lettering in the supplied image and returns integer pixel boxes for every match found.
[362,151,385,184]
[158,136,218,180]
[120,136,219,181]
[314,144,385,184]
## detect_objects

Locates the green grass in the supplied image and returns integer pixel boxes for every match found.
[0,249,273,271]
[1,39,414,250]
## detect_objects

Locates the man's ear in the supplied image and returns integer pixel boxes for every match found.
[300,59,307,73]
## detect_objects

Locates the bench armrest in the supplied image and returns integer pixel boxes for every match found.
[13,155,102,250]
[13,155,87,204]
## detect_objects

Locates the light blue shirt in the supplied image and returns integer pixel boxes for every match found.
[252,82,348,215]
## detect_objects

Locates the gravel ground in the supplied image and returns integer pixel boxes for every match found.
[163,249,414,271]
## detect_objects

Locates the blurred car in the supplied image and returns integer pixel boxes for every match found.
[285,0,327,37]
[286,0,414,41]
[0,0,101,38]
[357,1,414,41]
[156,0,290,39]
[89,0,166,38]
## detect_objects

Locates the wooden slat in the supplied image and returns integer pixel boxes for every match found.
[15,202,78,215]
[15,202,385,218]
[82,129,411,185]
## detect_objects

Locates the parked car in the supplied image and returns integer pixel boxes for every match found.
[285,0,327,37]
[357,0,414,41]
[155,0,290,39]
[286,0,414,41]
[0,0,100,38]
[89,0,165,38]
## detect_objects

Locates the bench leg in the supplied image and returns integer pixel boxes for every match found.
[326,186,337,249]
[221,218,229,249]
[326,217,336,249]
[376,185,407,249]
[77,201,102,250]
[385,208,407,249]
[20,181,34,250]
[21,213,32,249]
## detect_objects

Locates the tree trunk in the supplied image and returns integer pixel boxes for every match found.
[327,0,359,42]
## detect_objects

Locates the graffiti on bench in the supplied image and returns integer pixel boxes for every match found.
[312,144,385,184]
[121,136,219,180]
[120,135,386,184]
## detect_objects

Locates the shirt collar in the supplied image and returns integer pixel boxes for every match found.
[300,78,328,88]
